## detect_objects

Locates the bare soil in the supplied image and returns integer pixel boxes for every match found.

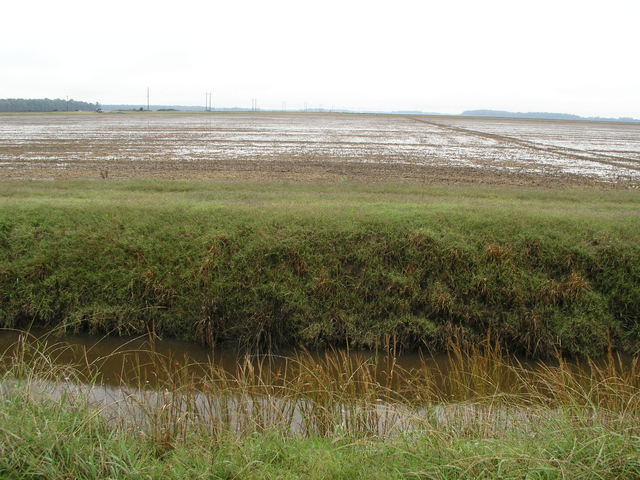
[1,112,639,188]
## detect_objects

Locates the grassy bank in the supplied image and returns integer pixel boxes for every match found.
[3,398,638,479]
[1,179,639,357]
[1,337,639,479]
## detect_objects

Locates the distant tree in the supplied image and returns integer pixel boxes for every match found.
[0,98,99,112]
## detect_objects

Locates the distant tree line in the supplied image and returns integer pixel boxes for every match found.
[462,109,639,123]
[0,98,99,112]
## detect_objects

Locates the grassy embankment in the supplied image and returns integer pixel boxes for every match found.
[1,335,639,479]
[0,179,639,357]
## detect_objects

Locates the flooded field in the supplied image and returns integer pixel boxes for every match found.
[1,112,639,186]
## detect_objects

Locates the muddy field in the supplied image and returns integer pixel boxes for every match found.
[1,112,639,187]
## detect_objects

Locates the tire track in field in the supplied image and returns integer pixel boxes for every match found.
[407,116,640,173]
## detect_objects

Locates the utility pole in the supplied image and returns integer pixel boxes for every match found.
[147,87,150,111]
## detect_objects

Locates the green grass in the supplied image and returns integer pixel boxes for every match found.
[1,179,639,357]
[2,401,638,480]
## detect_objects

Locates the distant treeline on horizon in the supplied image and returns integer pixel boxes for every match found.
[0,98,99,112]
[1,99,637,123]
[462,109,639,123]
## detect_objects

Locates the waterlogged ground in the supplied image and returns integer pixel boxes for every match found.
[1,112,639,186]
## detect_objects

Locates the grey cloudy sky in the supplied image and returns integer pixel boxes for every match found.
[2,0,639,117]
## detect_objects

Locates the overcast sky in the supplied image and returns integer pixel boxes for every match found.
[2,0,639,117]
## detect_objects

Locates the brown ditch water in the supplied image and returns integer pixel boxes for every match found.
[0,329,442,387]
[0,328,625,397]
[0,329,545,436]
[2,329,637,437]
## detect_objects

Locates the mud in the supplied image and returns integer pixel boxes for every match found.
[1,112,639,187]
